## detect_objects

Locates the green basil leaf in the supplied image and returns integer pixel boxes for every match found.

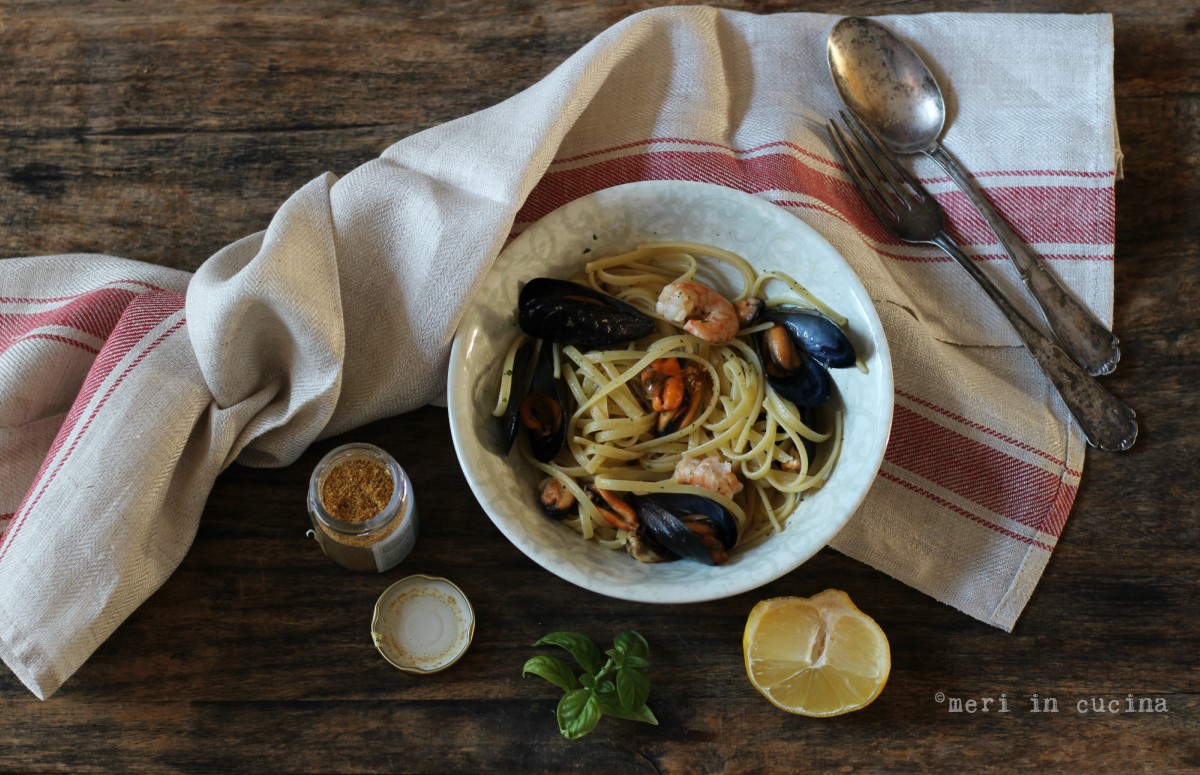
[579,672,596,690]
[605,649,649,670]
[522,655,577,693]
[595,690,659,726]
[594,688,630,717]
[596,679,615,694]
[627,703,659,726]
[613,631,649,661]
[557,689,602,739]
[617,666,650,712]
[535,632,603,674]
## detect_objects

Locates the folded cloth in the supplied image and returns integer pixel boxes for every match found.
[0,7,1119,698]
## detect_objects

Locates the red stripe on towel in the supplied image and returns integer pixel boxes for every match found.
[0,287,142,353]
[0,290,186,560]
[886,404,1077,538]
[878,469,1056,551]
[897,389,1079,475]
[551,138,1113,180]
[940,186,1115,247]
[520,148,1114,253]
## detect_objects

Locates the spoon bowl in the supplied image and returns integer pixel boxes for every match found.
[827,16,945,154]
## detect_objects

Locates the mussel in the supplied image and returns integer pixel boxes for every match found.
[639,357,709,436]
[500,338,536,453]
[538,477,575,520]
[765,307,856,368]
[501,279,653,462]
[585,484,638,532]
[504,340,566,463]
[518,278,654,349]
[758,307,856,408]
[758,329,832,407]
[634,492,738,566]
[799,404,820,461]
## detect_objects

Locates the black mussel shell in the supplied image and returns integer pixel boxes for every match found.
[501,338,536,453]
[765,307,856,368]
[635,493,738,565]
[635,500,713,565]
[518,278,654,349]
[522,342,568,463]
[759,332,832,408]
[799,404,820,461]
[649,493,738,550]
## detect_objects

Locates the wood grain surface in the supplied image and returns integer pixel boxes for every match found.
[1,1,1197,772]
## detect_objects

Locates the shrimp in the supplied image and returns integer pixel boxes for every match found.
[673,455,744,498]
[656,280,739,344]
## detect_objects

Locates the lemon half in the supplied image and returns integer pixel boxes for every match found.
[743,589,890,717]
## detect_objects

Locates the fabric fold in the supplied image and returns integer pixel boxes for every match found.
[188,175,345,466]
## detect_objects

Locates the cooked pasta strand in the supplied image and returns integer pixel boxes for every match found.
[503,242,853,563]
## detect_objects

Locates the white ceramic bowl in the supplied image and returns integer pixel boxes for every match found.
[448,181,892,603]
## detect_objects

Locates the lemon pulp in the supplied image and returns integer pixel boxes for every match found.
[743,589,890,717]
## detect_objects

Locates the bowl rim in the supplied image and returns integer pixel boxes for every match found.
[447,180,894,603]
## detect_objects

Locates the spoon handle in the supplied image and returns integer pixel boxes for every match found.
[929,231,1137,451]
[925,145,1121,377]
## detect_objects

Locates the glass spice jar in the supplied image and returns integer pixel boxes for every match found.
[307,443,419,573]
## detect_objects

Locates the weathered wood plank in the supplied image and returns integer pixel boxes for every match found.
[0,0,1197,772]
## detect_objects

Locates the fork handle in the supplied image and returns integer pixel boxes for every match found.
[930,232,1137,451]
[926,145,1120,377]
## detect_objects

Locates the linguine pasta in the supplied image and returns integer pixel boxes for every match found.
[493,241,850,557]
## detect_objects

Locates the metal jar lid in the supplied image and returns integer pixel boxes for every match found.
[371,575,475,674]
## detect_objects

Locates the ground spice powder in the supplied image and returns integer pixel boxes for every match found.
[309,444,418,573]
[321,459,395,523]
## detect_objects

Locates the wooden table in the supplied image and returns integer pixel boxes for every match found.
[1,1,1196,771]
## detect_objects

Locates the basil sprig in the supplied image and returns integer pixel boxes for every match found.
[522,630,658,739]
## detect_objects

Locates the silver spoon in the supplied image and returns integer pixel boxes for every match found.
[827,16,1120,377]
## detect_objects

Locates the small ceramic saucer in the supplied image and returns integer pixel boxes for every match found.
[371,575,475,674]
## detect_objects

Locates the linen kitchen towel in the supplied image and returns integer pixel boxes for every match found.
[0,7,1119,698]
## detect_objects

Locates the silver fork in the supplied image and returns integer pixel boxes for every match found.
[828,111,1137,451]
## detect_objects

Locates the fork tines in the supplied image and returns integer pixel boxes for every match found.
[827,110,930,225]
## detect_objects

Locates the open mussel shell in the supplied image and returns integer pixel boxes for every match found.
[759,332,833,407]
[523,342,568,463]
[501,338,536,453]
[518,277,654,349]
[635,493,738,566]
[799,404,820,461]
[765,307,857,368]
